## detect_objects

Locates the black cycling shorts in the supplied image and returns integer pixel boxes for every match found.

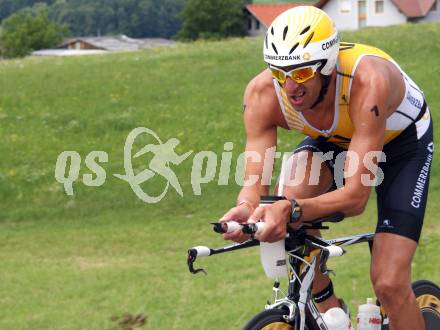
[292,117,434,243]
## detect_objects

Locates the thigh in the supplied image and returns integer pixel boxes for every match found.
[275,137,345,199]
[376,121,434,243]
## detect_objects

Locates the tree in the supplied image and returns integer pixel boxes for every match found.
[177,0,245,40]
[0,0,56,21]
[0,0,184,39]
[0,4,68,58]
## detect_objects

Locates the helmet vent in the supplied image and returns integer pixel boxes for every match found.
[283,26,288,40]
[303,32,314,49]
[300,26,311,35]
[265,34,268,49]
[271,43,279,55]
[289,43,299,55]
[271,26,274,35]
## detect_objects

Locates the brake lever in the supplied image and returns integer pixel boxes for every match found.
[319,249,334,276]
[187,249,207,275]
[319,248,329,274]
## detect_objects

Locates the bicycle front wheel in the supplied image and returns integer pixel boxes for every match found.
[412,280,440,330]
[242,308,313,330]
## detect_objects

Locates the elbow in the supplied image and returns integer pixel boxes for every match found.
[349,202,366,217]
[346,192,369,217]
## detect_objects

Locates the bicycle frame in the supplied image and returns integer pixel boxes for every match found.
[266,229,375,330]
[187,223,375,330]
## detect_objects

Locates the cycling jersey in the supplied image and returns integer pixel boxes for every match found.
[292,118,433,242]
[274,43,430,149]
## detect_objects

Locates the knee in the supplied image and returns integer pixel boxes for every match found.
[371,272,412,308]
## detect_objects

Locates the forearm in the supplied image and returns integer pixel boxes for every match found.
[237,185,269,209]
[297,187,369,222]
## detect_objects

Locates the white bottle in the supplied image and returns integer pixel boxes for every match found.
[323,307,353,330]
[260,240,288,279]
[258,199,288,279]
[356,298,381,330]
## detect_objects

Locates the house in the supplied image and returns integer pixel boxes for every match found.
[60,35,175,51]
[245,1,328,35]
[322,0,439,30]
[32,35,175,57]
[244,0,439,32]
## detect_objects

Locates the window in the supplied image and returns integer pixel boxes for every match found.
[340,0,351,13]
[358,0,367,28]
[248,18,252,30]
[375,0,384,14]
[256,20,260,30]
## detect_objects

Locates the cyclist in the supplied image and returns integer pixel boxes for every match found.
[220,6,433,330]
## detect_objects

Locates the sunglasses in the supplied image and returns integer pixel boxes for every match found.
[269,62,321,84]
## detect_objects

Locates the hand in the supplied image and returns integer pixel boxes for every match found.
[249,200,291,243]
[220,204,253,242]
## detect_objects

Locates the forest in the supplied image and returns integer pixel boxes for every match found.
[0,0,184,38]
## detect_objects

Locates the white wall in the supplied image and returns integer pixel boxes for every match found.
[322,0,359,30]
[323,0,407,30]
[424,0,440,21]
[246,15,266,36]
[367,0,406,27]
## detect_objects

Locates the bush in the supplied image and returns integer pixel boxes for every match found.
[177,0,246,40]
[0,4,68,58]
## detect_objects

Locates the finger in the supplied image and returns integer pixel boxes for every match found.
[219,209,235,222]
[249,206,265,223]
[255,223,270,242]
[255,210,279,242]
[223,230,249,242]
[220,206,249,223]
[223,230,240,240]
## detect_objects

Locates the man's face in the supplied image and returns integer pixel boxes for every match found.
[283,69,322,112]
[272,63,323,112]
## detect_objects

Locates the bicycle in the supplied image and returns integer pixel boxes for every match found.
[187,196,440,330]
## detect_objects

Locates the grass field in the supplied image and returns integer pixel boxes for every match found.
[0,22,439,329]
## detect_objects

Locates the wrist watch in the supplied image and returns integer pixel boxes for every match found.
[289,199,302,223]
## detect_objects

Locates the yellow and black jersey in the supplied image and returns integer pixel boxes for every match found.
[274,42,430,149]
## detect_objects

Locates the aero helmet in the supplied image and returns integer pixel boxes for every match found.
[263,6,339,75]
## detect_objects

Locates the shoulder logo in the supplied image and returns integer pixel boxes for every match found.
[303,52,311,61]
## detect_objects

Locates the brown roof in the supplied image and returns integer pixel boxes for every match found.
[392,0,436,17]
[245,1,328,28]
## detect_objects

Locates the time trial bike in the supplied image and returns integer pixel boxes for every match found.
[187,196,440,330]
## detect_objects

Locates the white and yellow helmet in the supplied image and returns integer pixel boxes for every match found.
[263,6,339,75]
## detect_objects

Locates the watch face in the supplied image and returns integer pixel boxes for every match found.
[290,201,302,223]
[292,208,300,220]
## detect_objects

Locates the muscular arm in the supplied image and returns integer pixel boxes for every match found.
[236,71,281,210]
[295,59,400,221]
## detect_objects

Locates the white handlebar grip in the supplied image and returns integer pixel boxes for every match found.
[324,245,344,257]
[193,246,211,257]
[254,222,265,234]
[224,221,241,233]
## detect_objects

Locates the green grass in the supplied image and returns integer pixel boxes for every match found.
[0,22,439,329]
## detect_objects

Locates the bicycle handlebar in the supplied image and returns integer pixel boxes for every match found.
[187,239,260,274]
[211,212,345,236]
[241,223,265,235]
[211,221,241,234]
[188,213,346,275]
